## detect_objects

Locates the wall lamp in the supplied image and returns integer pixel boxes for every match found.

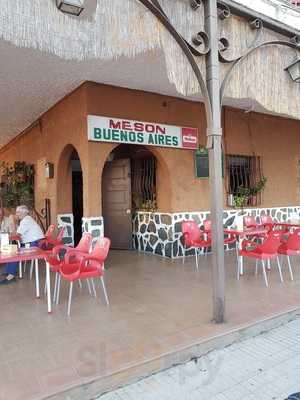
[45,162,54,179]
[56,0,85,16]
[285,58,300,83]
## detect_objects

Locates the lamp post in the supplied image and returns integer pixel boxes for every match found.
[136,0,300,323]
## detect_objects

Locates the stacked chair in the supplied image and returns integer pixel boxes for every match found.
[45,234,111,316]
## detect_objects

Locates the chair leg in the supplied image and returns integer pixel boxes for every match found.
[255,260,258,275]
[195,249,199,271]
[29,260,34,280]
[237,256,241,280]
[67,281,73,316]
[44,277,47,295]
[276,256,283,283]
[91,278,97,297]
[240,256,243,276]
[78,279,83,289]
[287,256,294,281]
[19,261,23,279]
[87,279,92,295]
[100,276,109,306]
[182,244,186,264]
[56,274,61,305]
[53,272,58,303]
[267,259,271,271]
[261,260,269,287]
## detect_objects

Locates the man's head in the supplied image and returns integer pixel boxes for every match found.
[16,205,29,220]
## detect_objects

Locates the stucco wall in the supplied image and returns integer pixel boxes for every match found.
[0,84,88,222]
[0,81,300,220]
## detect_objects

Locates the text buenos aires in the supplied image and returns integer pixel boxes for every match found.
[93,128,179,147]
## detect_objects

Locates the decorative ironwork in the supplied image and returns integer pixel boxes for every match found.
[217,1,230,20]
[218,18,263,64]
[220,39,300,104]
[226,155,263,207]
[132,156,156,211]
[32,198,51,233]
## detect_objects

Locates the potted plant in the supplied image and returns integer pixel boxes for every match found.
[0,161,34,208]
[233,176,267,211]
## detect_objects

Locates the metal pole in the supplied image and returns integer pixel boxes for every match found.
[204,0,225,323]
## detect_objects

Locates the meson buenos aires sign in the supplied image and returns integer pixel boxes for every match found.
[87,115,198,149]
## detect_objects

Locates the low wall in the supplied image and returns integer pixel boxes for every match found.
[132,206,300,258]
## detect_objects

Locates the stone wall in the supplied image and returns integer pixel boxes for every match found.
[57,213,74,246]
[133,206,300,258]
[82,216,104,246]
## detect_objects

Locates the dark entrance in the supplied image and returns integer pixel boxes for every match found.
[102,145,156,250]
[71,152,83,246]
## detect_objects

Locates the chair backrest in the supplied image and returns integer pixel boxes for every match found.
[261,215,273,225]
[182,221,201,245]
[56,226,65,242]
[203,219,212,231]
[45,224,56,239]
[244,216,256,228]
[75,232,93,253]
[258,231,282,254]
[88,237,111,268]
[286,228,300,250]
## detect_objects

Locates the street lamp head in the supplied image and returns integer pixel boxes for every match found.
[285,59,300,83]
[56,0,85,16]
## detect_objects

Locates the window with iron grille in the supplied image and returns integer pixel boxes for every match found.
[226,155,263,206]
[131,156,156,211]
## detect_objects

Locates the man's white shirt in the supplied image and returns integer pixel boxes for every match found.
[17,215,44,243]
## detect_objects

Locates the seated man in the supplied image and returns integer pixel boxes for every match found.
[0,205,44,285]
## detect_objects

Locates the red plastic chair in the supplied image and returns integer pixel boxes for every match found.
[38,224,56,249]
[45,232,93,302]
[277,228,300,281]
[242,215,266,249]
[260,215,274,233]
[182,221,211,270]
[57,237,111,316]
[203,219,236,248]
[261,215,273,225]
[238,231,283,287]
[39,226,66,251]
[244,216,257,228]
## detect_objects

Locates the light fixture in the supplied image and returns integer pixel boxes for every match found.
[45,162,54,179]
[56,0,85,16]
[285,58,300,83]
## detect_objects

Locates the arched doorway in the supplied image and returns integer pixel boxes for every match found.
[57,145,83,246]
[102,145,157,249]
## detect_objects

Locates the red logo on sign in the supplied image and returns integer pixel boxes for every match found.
[181,127,198,149]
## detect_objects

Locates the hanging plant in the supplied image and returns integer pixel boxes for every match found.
[0,161,34,208]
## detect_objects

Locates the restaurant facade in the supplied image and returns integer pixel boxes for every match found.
[1,78,300,258]
[0,0,300,258]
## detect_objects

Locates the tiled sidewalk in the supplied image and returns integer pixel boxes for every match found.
[98,317,300,400]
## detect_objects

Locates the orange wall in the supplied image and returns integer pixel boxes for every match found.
[0,81,300,220]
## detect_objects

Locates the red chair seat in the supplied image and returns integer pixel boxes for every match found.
[278,243,300,256]
[190,238,211,247]
[239,248,277,260]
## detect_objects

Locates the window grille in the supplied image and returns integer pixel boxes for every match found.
[131,156,156,210]
[226,155,263,206]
